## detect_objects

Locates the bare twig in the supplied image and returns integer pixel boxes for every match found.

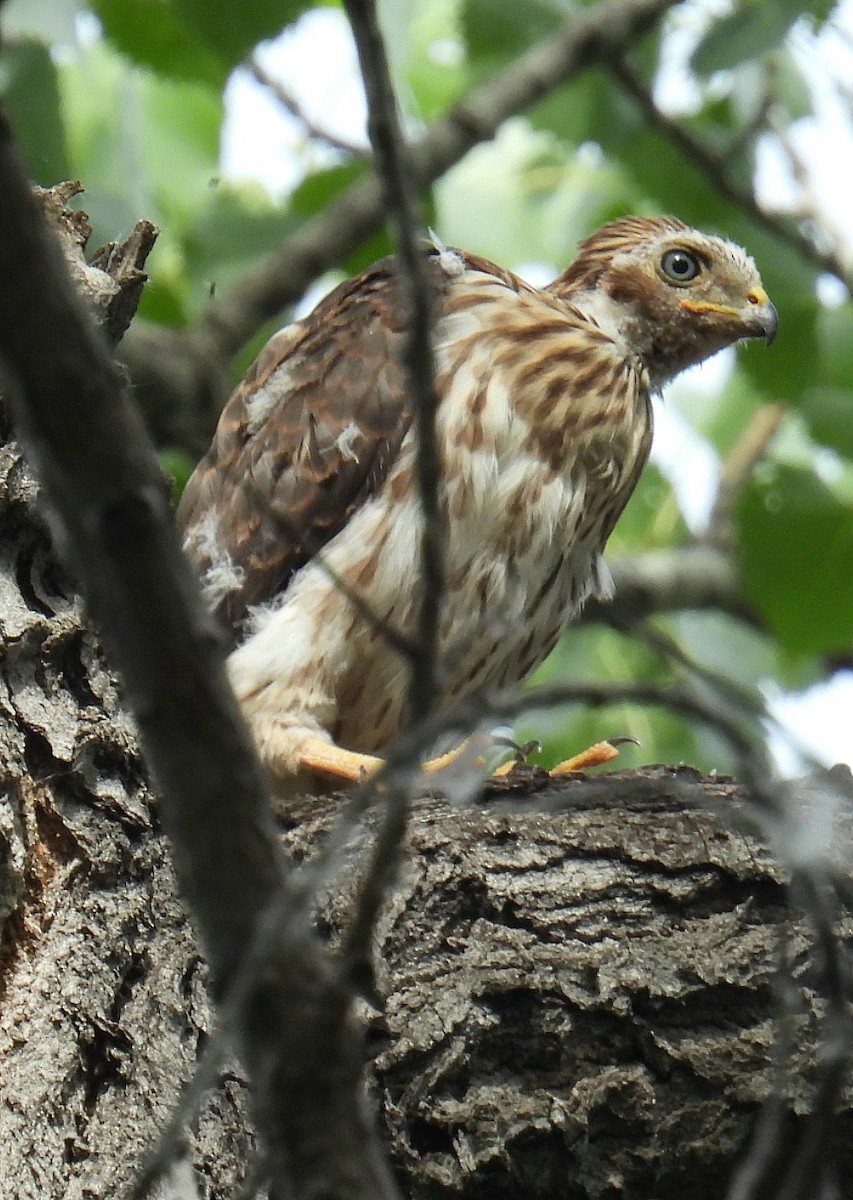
[775,872,851,1200]
[609,57,850,284]
[729,871,852,1200]
[334,0,444,1013]
[247,54,368,158]
[343,0,444,724]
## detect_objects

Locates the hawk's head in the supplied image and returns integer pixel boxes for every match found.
[552,216,778,388]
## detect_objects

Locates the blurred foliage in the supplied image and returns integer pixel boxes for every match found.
[1,0,850,773]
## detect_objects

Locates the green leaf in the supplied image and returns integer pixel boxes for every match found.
[290,161,368,217]
[739,294,819,403]
[692,5,793,76]
[738,463,853,656]
[60,36,222,245]
[405,0,468,120]
[160,447,197,503]
[607,464,688,553]
[138,74,223,225]
[183,186,298,315]
[800,387,853,458]
[692,0,834,76]
[462,0,564,63]
[520,625,715,773]
[0,40,70,184]
[91,0,224,85]
[530,69,617,147]
[670,362,762,454]
[137,278,188,328]
[816,302,853,389]
[3,0,84,43]
[672,609,821,693]
[174,0,315,73]
[291,161,434,276]
[93,0,314,82]
[769,50,813,121]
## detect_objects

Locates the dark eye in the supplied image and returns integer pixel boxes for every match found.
[661,249,701,283]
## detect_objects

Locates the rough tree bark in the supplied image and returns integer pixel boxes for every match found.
[0,189,850,1200]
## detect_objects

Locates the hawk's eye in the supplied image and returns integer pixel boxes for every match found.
[661,249,701,283]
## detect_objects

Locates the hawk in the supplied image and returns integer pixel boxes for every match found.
[177,216,777,791]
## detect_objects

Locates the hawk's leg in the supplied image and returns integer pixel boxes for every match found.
[294,735,478,785]
[297,737,384,783]
[290,733,627,788]
[547,740,623,774]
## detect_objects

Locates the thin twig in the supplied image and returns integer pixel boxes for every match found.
[338,778,411,996]
[766,872,851,1200]
[129,1035,229,1199]
[726,968,808,1200]
[334,0,445,1015]
[609,57,850,284]
[247,54,368,158]
[342,0,444,725]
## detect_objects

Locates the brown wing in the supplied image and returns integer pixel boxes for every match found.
[178,254,454,641]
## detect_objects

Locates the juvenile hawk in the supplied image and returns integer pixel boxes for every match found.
[177,216,777,790]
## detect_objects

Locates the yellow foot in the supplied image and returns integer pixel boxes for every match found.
[294,732,638,789]
[298,735,384,783]
[490,734,639,778]
[297,735,480,785]
[549,735,639,776]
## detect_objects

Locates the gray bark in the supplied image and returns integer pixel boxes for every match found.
[283,774,852,1200]
[0,402,252,1198]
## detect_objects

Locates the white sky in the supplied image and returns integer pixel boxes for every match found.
[222,3,853,773]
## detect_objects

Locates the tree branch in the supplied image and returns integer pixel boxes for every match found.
[584,544,758,626]
[343,0,445,723]
[189,0,680,367]
[609,57,850,283]
[0,113,395,1200]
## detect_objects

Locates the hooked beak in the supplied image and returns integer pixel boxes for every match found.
[747,298,779,345]
[681,288,779,345]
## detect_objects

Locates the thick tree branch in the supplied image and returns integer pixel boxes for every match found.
[0,122,281,993]
[0,120,395,1200]
[281,772,853,1200]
